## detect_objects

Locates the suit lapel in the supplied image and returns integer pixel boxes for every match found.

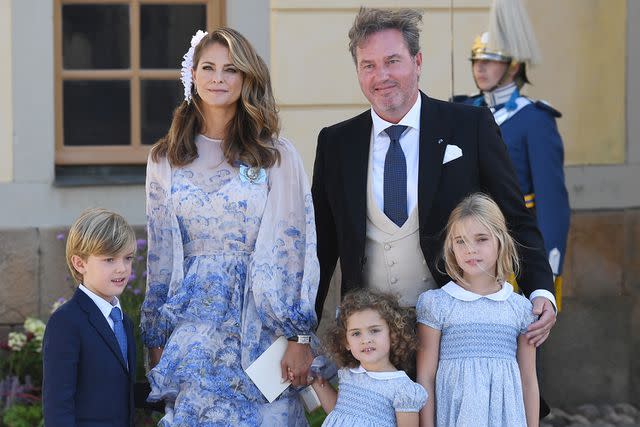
[418,93,449,230]
[75,289,129,373]
[342,111,373,252]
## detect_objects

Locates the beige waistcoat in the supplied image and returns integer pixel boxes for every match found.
[363,155,437,307]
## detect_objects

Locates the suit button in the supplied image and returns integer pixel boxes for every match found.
[388,260,395,266]
[390,277,398,284]
[423,276,428,281]
[384,244,391,250]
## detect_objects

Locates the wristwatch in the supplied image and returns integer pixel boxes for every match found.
[287,334,312,344]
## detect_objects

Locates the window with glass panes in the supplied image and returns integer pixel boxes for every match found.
[54,0,224,165]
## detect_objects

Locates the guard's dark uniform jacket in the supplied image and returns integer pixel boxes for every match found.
[454,93,570,294]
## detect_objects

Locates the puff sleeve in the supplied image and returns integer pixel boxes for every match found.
[416,290,446,330]
[510,293,537,335]
[393,380,428,413]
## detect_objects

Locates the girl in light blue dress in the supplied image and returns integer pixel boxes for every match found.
[141,28,319,426]
[311,290,427,427]
[416,193,539,427]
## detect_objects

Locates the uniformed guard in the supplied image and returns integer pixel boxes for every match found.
[453,0,570,310]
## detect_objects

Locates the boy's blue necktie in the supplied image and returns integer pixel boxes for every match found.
[109,307,128,368]
[383,125,408,227]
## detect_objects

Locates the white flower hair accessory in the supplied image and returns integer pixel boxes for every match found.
[181,29,208,103]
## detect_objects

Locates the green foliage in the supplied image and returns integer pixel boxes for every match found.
[2,404,43,427]
[0,319,45,385]
[0,316,48,427]
[306,407,327,426]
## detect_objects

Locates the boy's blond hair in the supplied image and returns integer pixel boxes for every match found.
[442,193,520,285]
[65,208,136,283]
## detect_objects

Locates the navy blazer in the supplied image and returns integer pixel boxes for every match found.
[312,92,554,317]
[43,288,136,427]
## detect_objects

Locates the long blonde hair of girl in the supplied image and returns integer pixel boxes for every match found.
[442,193,520,285]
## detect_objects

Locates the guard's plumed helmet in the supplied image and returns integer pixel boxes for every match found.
[470,0,541,87]
[470,32,511,63]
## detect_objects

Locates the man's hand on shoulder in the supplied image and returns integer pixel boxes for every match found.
[526,297,557,347]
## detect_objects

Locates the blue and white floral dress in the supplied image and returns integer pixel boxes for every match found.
[322,366,427,427]
[416,282,536,427]
[141,135,320,426]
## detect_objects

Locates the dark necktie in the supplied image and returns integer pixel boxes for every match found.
[383,125,408,226]
[109,306,128,368]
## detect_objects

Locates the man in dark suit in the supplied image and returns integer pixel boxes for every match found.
[43,208,137,427]
[312,7,557,346]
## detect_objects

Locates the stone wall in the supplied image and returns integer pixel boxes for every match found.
[0,228,70,335]
[539,209,640,406]
[1,210,639,407]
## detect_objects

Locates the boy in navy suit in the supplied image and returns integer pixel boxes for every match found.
[43,208,137,427]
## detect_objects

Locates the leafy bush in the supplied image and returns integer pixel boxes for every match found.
[0,317,47,427]
[0,318,45,385]
[2,404,43,427]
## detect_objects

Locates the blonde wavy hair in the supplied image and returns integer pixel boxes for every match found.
[441,193,520,286]
[152,27,281,168]
[326,290,417,373]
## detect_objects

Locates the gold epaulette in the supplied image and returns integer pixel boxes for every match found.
[524,193,535,208]
[554,276,562,312]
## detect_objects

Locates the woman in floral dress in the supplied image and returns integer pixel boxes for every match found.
[141,28,319,426]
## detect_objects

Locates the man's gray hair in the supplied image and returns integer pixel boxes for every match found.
[348,7,423,64]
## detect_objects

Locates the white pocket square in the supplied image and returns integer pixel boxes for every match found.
[442,144,463,164]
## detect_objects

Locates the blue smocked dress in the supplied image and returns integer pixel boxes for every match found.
[141,135,320,426]
[322,366,427,427]
[416,282,536,427]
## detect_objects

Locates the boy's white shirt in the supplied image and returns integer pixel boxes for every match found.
[79,284,123,331]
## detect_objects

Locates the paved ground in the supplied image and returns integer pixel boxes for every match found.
[541,403,640,427]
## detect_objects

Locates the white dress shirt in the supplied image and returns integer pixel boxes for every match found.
[370,95,422,216]
[79,284,123,331]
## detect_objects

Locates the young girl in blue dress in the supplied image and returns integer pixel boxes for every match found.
[311,290,427,427]
[416,193,539,427]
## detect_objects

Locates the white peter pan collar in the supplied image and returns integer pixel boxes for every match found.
[442,281,513,302]
[349,365,408,380]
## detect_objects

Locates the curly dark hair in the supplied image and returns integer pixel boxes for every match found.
[325,289,417,373]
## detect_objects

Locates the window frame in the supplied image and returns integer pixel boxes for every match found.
[54,0,225,165]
